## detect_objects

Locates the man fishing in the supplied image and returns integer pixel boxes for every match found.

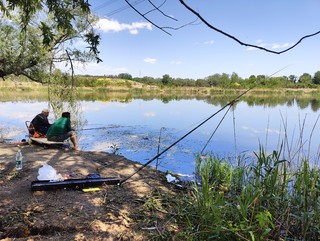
[47,112,79,150]
[31,108,51,136]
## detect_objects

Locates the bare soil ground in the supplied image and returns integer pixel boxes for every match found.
[0,142,183,240]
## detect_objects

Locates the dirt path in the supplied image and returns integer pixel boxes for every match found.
[0,143,181,240]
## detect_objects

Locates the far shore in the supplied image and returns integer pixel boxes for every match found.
[1,79,320,97]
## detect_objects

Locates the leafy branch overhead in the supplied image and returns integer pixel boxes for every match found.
[0,0,101,82]
[1,0,319,83]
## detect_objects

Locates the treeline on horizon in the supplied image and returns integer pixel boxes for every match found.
[74,71,320,89]
[9,69,320,89]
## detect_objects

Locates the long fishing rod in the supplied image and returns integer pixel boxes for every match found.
[75,125,120,131]
[119,87,254,184]
[199,64,294,156]
[119,65,293,184]
[199,65,293,155]
[200,103,234,155]
[76,127,112,131]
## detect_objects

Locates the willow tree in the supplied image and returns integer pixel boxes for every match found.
[0,0,100,82]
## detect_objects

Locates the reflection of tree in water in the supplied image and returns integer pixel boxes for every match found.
[296,98,310,110]
[310,99,320,112]
[48,70,86,140]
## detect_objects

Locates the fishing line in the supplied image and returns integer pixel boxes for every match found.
[232,106,238,164]
[200,103,234,155]
[119,64,294,184]
[120,87,254,184]
[76,127,113,131]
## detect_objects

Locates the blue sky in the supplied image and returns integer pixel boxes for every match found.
[75,0,320,79]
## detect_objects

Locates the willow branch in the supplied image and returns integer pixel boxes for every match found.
[65,50,75,87]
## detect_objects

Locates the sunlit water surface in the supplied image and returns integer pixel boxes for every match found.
[1,98,320,179]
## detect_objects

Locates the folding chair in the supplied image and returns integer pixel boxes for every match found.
[25,121,35,137]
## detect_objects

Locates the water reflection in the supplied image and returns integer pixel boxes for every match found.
[1,89,320,176]
[47,75,85,129]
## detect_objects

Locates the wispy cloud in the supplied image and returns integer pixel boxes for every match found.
[247,40,293,51]
[170,60,182,65]
[204,40,214,45]
[143,58,157,64]
[94,18,152,34]
[271,42,292,49]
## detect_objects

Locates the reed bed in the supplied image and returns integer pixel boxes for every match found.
[178,145,320,240]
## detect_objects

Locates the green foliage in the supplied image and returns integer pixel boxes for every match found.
[161,74,172,85]
[313,71,320,84]
[0,0,100,81]
[176,149,320,240]
[118,73,133,80]
[298,73,312,86]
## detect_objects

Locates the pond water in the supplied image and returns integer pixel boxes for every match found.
[1,92,320,179]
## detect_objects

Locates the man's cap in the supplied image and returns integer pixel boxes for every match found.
[42,108,49,113]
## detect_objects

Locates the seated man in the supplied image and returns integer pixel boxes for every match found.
[46,112,79,150]
[31,108,51,136]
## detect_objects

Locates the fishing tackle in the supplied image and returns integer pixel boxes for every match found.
[120,65,293,184]
[120,87,253,184]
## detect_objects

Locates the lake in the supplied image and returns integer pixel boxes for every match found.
[1,89,320,179]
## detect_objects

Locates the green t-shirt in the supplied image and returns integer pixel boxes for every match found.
[47,117,72,137]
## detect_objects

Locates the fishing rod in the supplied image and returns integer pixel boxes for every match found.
[119,65,293,185]
[75,125,120,131]
[76,127,112,131]
[119,87,254,184]
[199,64,293,155]
[200,103,234,155]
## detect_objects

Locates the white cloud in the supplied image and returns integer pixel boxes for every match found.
[247,40,293,51]
[247,46,256,51]
[204,40,214,45]
[272,42,293,49]
[271,44,281,49]
[143,58,157,64]
[170,60,182,65]
[94,18,152,34]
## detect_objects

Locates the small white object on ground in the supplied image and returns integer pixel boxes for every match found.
[37,163,63,181]
[166,173,177,183]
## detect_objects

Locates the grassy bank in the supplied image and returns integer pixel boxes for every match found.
[1,79,320,99]
[136,148,320,240]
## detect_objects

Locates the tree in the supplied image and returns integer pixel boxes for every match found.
[247,75,257,87]
[2,1,319,83]
[288,75,297,83]
[0,0,101,82]
[256,75,267,86]
[298,73,312,86]
[312,71,320,85]
[206,74,222,87]
[161,74,172,85]
[118,73,133,80]
[230,72,240,83]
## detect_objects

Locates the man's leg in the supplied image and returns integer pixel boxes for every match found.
[70,132,79,150]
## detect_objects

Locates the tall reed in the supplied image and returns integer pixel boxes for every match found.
[183,148,320,240]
